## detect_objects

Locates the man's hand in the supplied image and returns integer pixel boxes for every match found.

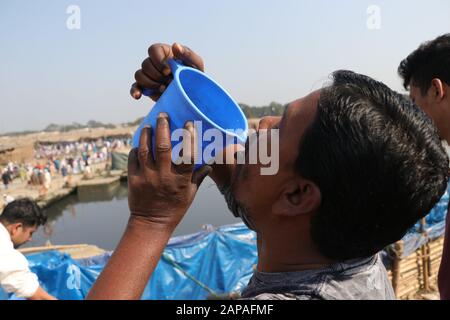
[88,113,211,300]
[130,43,204,101]
[129,42,233,198]
[128,112,211,229]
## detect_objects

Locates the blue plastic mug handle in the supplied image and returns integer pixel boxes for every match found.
[141,59,183,97]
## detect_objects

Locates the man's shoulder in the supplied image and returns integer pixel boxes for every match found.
[240,292,320,300]
[0,225,13,249]
[241,254,395,300]
[0,227,28,268]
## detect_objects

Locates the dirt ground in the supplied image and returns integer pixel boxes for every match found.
[409,278,440,300]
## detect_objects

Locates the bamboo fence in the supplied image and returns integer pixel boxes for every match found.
[387,219,444,299]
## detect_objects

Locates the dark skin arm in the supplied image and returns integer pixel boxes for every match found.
[87,43,241,300]
[130,42,236,189]
[87,115,211,299]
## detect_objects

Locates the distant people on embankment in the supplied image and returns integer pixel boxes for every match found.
[0,137,131,195]
[1,169,12,190]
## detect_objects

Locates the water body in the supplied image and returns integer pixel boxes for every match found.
[23,178,241,251]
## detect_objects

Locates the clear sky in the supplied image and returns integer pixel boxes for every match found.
[1,0,449,133]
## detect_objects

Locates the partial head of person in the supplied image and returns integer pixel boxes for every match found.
[398,33,450,141]
[0,198,47,248]
[227,70,449,263]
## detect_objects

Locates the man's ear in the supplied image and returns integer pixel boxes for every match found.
[431,78,445,101]
[272,178,321,217]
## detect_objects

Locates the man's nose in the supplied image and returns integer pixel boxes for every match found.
[258,116,281,131]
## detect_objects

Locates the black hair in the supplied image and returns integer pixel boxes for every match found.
[0,198,47,227]
[296,70,449,260]
[398,33,450,95]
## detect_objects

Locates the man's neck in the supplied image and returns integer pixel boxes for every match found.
[440,98,450,143]
[255,223,334,273]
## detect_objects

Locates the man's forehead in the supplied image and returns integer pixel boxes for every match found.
[278,90,321,165]
[290,89,321,106]
[287,89,322,116]
[282,90,321,141]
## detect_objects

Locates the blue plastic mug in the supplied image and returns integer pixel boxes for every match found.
[132,59,248,169]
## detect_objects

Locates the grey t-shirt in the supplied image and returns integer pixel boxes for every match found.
[240,254,395,300]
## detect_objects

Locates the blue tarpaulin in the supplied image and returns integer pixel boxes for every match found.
[1,223,257,300]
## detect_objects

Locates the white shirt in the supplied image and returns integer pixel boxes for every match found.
[44,171,52,189]
[2,195,15,205]
[0,223,39,298]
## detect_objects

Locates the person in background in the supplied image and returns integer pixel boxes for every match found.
[2,169,12,190]
[3,195,15,206]
[398,33,450,300]
[0,199,56,300]
[43,169,52,194]
[53,158,61,174]
[38,169,46,197]
[61,164,68,187]
[18,166,27,184]
[25,165,32,189]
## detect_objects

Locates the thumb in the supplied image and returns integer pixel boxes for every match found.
[192,165,212,188]
[172,43,205,71]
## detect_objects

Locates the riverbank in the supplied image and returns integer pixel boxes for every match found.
[0,161,128,210]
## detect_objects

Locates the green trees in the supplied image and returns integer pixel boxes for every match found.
[238,102,284,119]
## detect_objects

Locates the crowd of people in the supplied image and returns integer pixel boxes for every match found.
[0,137,132,197]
